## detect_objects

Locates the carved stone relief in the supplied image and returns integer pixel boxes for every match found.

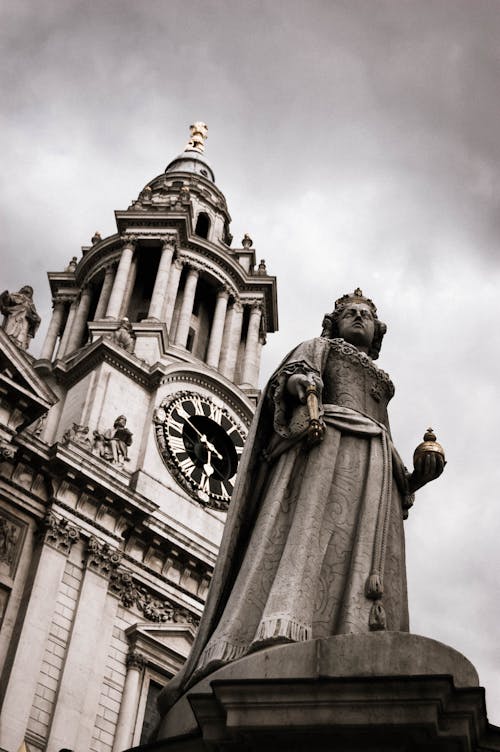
[39,512,80,555]
[110,569,199,626]
[0,512,26,579]
[85,536,122,579]
[62,423,91,448]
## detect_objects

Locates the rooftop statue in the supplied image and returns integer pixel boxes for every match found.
[0,285,41,351]
[185,122,208,153]
[158,289,445,712]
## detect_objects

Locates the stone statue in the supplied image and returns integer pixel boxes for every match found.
[62,423,91,447]
[159,288,445,712]
[0,286,41,350]
[93,415,133,466]
[110,317,135,353]
[185,122,208,153]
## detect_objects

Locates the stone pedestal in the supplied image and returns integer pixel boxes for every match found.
[140,633,500,752]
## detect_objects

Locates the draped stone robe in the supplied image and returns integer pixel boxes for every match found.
[159,336,413,712]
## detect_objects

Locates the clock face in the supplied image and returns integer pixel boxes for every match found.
[154,391,247,510]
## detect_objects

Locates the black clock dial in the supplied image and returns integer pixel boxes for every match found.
[154,391,247,510]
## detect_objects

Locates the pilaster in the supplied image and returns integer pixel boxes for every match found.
[46,536,122,752]
[0,513,79,752]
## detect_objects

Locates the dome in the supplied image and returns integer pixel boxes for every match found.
[165,149,215,183]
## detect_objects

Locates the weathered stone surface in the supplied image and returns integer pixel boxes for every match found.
[150,633,500,752]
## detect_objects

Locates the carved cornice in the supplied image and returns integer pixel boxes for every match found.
[110,569,199,625]
[85,535,122,579]
[39,511,80,554]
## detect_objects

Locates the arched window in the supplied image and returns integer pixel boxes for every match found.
[195,212,210,239]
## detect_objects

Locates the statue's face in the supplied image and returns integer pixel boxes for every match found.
[337,303,375,351]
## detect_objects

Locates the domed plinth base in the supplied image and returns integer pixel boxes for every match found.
[144,633,500,752]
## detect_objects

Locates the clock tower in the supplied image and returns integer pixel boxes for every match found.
[0,125,278,752]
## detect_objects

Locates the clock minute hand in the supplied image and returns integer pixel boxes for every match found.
[185,419,223,460]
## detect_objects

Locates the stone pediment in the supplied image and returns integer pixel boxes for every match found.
[126,622,197,674]
[0,329,58,430]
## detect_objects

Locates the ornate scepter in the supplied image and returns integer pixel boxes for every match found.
[305,383,325,447]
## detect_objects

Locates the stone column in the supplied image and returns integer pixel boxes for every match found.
[65,285,93,354]
[119,255,138,319]
[174,265,199,348]
[164,258,183,328]
[0,513,79,752]
[39,300,66,360]
[206,287,230,368]
[219,300,244,381]
[93,265,116,320]
[112,651,146,752]
[148,235,176,320]
[105,237,136,319]
[240,302,263,386]
[56,299,77,357]
[47,537,122,752]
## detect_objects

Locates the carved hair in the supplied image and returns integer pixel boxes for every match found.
[320,308,387,360]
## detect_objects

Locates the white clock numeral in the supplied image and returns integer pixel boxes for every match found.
[168,434,186,452]
[209,403,223,423]
[198,474,211,494]
[168,415,184,434]
[220,483,231,501]
[178,457,195,477]
[191,396,205,415]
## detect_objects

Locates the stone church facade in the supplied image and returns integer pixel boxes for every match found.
[0,125,278,752]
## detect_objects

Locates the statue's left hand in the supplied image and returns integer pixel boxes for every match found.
[409,452,445,492]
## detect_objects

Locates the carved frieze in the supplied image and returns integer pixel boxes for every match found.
[39,512,80,554]
[110,569,199,626]
[85,535,122,579]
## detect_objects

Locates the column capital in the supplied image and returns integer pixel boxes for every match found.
[217,286,231,300]
[126,650,146,671]
[120,234,138,248]
[247,299,264,313]
[233,299,244,314]
[38,511,80,555]
[161,233,177,250]
[85,535,122,579]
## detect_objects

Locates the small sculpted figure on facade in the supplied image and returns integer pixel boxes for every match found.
[109,317,135,353]
[0,286,41,350]
[93,415,133,467]
[159,288,445,712]
[62,423,91,447]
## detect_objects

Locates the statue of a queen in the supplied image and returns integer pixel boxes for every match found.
[158,288,444,713]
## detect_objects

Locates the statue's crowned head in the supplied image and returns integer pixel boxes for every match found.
[321,287,387,360]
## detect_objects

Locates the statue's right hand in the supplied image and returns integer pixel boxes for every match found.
[287,373,323,404]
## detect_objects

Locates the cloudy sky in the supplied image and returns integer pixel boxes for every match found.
[2,0,500,725]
